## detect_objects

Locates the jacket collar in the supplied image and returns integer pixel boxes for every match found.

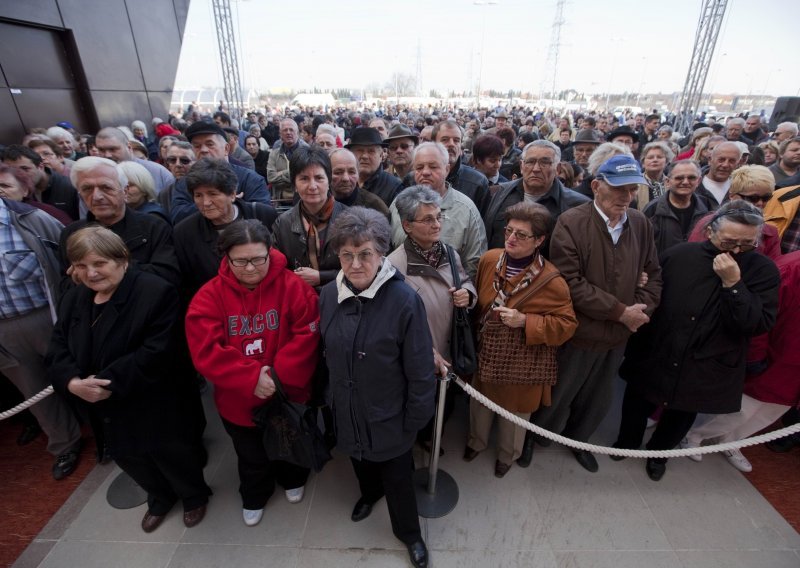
[335,257,397,303]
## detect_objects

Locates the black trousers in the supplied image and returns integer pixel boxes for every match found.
[222,418,310,510]
[350,449,421,545]
[114,442,211,515]
[614,384,698,464]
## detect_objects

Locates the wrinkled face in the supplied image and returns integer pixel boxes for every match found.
[55,136,74,156]
[0,172,27,200]
[643,149,667,175]
[159,138,174,159]
[745,117,761,133]
[165,147,195,178]
[369,119,388,139]
[294,164,329,211]
[280,120,298,146]
[708,145,741,182]
[774,128,795,143]
[227,242,270,289]
[782,141,800,168]
[71,252,127,297]
[666,163,701,199]
[504,218,543,260]
[192,186,235,225]
[124,183,146,208]
[658,129,671,140]
[331,152,359,197]
[521,147,557,194]
[612,135,635,149]
[3,156,44,186]
[434,124,462,165]
[708,219,760,254]
[32,145,60,170]
[75,165,126,224]
[413,146,449,193]
[95,136,131,163]
[133,127,146,138]
[572,143,595,167]
[726,123,743,140]
[191,133,228,160]
[351,144,383,179]
[387,138,415,169]
[402,203,441,249]
[315,133,337,153]
[338,239,381,291]
[592,178,637,221]
[245,137,260,156]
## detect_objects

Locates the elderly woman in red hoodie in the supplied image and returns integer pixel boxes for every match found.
[186,219,320,527]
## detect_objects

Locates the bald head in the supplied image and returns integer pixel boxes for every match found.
[95,127,133,163]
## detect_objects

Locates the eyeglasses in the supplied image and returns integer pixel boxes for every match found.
[389,143,414,151]
[522,158,554,169]
[166,156,193,165]
[737,193,772,204]
[670,175,699,182]
[338,250,375,265]
[411,213,445,226]
[504,226,536,241]
[715,239,758,252]
[228,255,269,267]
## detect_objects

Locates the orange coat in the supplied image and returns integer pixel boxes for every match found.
[473,249,578,413]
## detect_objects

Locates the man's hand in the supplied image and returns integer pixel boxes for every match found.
[254,366,276,399]
[67,376,112,403]
[433,348,450,377]
[294,267,321,287]
[713,252,741,288]
[619,303,650,332]
[637,271,648,288]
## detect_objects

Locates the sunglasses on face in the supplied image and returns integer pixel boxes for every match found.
[166,156,193,165]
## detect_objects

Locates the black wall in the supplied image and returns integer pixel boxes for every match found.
[0,0,190,143]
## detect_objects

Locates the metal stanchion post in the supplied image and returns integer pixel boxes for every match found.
[414,373,459,518]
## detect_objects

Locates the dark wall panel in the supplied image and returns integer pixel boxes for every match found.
[10,88,88,133]
[127,0,182,91]
[0,23,75,89]
[173,0,190,39]
[58,0,144,91]
[92,91,151,127]
[0,0,63,29]
[0,89,26,143]
[147,92,172,121]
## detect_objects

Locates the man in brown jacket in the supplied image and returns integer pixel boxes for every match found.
[524,155,662,472]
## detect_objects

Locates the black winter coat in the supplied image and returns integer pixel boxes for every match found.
[642,192,710,256]
[620,241,779,413]
[447,158,491,216]
[319,268,435,461]
[360,168,403,207]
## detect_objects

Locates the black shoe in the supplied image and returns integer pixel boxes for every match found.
[462,446,480,462]
[646,458,666,481]
[534,433,552,447]
[350,498,374,522]
[494,460,512,478]
[17,423,42,446]
[516,433,535,468]
[766,435,799,453]
[406,540,428,568]
[53,447,81,480]
[572,450,598,473]
[609,443,627,461]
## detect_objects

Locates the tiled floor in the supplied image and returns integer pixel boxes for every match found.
[13,379,800,568]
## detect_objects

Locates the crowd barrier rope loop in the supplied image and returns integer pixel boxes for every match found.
[0,386,53,420]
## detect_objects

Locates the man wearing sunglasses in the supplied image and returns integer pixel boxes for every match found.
[157,142,196,216]
[615,201,779,481]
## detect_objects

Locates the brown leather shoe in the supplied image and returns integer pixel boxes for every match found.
[183,505,206,528]
[141,511,166,533]
[494,460,512,478]
[463,446,480,462]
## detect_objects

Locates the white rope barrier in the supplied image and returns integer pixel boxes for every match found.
[452,374,800,459]
[0,386,53,420]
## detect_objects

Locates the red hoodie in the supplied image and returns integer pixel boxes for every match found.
[186,248,320,426]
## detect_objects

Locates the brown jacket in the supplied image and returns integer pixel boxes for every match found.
[550,201,662,351]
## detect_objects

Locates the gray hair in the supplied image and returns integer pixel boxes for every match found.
[393,185,442,224]
[522,139,561,163]
[667,159,702,177]
[329,206,392,255]
[776,122,798,136]
[708,200,764,233]
[131,120,147,136]
[316,124,337,138]
[117,161,156,202]
[70,156,128,189]
[413,141,449,168]
[587,142,633,176]
[641,141,675,163]
[45,126,74,143]
[712,141,743,159]
[727,117,745,128]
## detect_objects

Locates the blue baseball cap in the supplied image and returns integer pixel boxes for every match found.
[596,155,647,186]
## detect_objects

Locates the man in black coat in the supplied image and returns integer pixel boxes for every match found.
[614,201,779,481]
[346,127,403,207]
[3,145,80,221]
[433,119,491,215]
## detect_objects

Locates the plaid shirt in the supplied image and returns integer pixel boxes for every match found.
[0,204,48,318]
[781,211,800,254]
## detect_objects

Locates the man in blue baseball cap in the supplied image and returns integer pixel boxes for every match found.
[526,155,662,473]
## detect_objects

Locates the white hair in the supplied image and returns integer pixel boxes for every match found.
[587,142,633,176]
[777,122,799,136]
[117,161,156,202]
[413,141,449,168]
[46,126,75,143]
[70,156,128,190]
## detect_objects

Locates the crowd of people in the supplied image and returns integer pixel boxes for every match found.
[2,102,799,568]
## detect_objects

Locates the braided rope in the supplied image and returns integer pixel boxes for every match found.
[0,386,53,420]
[452,374,800,458]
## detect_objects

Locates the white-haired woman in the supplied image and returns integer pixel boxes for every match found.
[117,161,168,223]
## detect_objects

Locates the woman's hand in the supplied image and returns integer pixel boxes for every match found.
[432,348,450,377]
[449,287,470,308]
[713,252,741,288]
[294,267,321,287]
[493,306,526,328]
[67,375,112,403]
[254,366,276,399]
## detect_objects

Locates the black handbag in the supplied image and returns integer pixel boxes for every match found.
[446,245,477,376]
[251,372,332,472]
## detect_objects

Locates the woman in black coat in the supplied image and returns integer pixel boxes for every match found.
[319,207,435,568]
[48,226,211,533]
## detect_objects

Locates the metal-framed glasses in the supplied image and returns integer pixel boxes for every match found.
[338,250,375,264]
[504,226,535,241]
[522,158,554,168]
[411,213,445,226]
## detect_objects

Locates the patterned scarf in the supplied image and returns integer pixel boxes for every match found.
[408,238,444,268]
[490,250,545,310]
[300,195,334,270]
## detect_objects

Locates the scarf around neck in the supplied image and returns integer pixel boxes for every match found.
[300,195,334,270]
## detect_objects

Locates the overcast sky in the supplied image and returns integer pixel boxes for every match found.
[174,0,798,99]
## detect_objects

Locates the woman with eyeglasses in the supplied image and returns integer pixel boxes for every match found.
[614,201,780,481]
[387,185,477,452]
[186,219,320,526]
[319,207,435,568]
[173,158,278,299]
[688,165,780,259]
[464,202,577,478]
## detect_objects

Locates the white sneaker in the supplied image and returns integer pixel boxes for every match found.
[285,486,305,504]
[243,508,264,526]
[680,438,702,462]
[724,449,753,473]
